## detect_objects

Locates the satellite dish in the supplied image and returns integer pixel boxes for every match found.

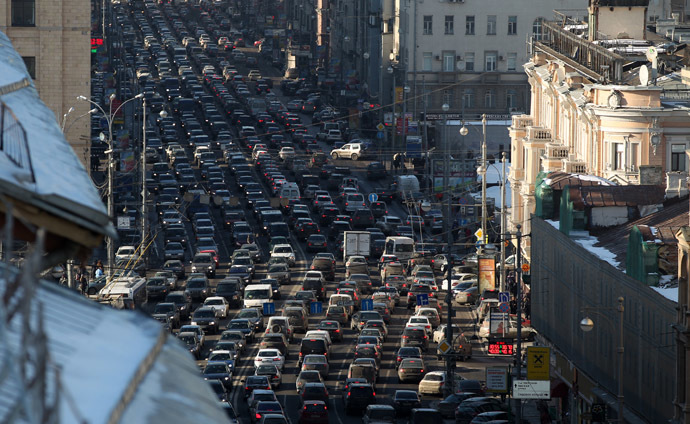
[456,61,465,71]
[640,65,649,86]
[646,46,658,61]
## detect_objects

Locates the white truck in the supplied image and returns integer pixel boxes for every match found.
[343,231,371,262]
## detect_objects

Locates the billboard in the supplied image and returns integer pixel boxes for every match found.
[478,257,496,294]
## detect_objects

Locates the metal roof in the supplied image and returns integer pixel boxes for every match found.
[569,185,666,209]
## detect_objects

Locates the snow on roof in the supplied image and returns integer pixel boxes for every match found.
[0,263,225,423]
[0,31,112,240]
[651,286,678,302]
[572,234,622,269]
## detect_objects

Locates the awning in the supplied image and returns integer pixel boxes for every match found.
[591,387,649,424]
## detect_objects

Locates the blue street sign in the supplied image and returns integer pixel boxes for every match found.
[263,302,275,316]
[416,293,429,306]
[368,193,378,203]
[361,299,374,311]
[310,301,323,314]
[460,219,468,226]
[499,291,510,303]
[376,131,384,139]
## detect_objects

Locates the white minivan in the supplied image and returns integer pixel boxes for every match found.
[243,283,273,308]
[279,182,300,201]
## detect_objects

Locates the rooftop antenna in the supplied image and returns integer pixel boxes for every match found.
[646,46,658,85]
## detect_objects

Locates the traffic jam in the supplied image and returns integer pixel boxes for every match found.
[97,1,523,423]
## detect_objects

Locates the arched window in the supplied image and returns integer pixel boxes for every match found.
[533,18,544,41]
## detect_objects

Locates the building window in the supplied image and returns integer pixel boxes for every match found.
[423,16,433,35]
[443,51,455,72]
[487,15,496,35]
[465,52,474,71]
[466,16,475,35]
[533,18,544,40]
[422,52,432,71]
[506,89,517,109]
[445,16,454,35]
[508,16,517,35]
[485,51,497,71]
[613,143,624,170]
[12,0,35,26]
[672,144,686,171]
[463,89,474,108]
[443,89,453,108]
[507,53,517,71]
[485,89,496,108]
[22,57,36,79]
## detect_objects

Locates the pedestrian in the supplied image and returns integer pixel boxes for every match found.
[79,274,88,295]
[392,153,401,173]
[95,267,104,279]
[510,297,517,315]
[524,295,531,320]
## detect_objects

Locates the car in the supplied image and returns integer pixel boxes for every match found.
[310,256,335,280]
[397,358,426,383]
[227,318,256,342]
[252,401,285,424]
[267,263,291,285]
[152,302,181,329]
[164,242,185,261]
[191,252,216,277]
[178,331,202,359]
[366,162,387,180]
[203,361,233,390]
[258,414,289,424]
[207,350,236,372]
[362,405,395,424]
[244,376,272,398]
[330,142,367,160]
[351,311,383,331]
[455,398,509,424]
[296,369,325,393]
[345,255,368,278]
[343,383,376,414]
[298,338,329,366]
[203,296,229,318]
[325,305,349,326]
[191,306,220,334]
[433,324,462,344]
[255,364,283,389]
[298,400,329,424]
[209,379,229,403]
[392,390,422,416]
[237,307,265,331]
[284,306,309,333]
[301,354,330,378]
[163,259,186,278]
[271,244,296,266]
[254,349,285,370]
[306,234,328,252]
[146,277,170,300]
[299,382,329,406]
[317,320,343,342]
[418,371,455,396]
[406,316,433,335]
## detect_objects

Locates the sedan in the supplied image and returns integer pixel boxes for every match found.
[296,370,325,393]
[252,401,285,424]
[392,390,421,416]
[306,234,328,253]
[203,361,233,390]
[164,242,185,261]
[204,296,230,318]
[255,364,282,389]
[254,349,285,371]
[301,354,330,378]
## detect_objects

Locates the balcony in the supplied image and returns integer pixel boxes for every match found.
[563,156,587,174]
[511,115,533,130]
[526,126,552,143]
[541,142,570,173]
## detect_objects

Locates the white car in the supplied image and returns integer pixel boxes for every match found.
[304,330,332,347]
[203,296,229,318]
[254,349,285,370]
[115,245,137,263]
[432,324,462,344]
[418,371,461,395]
[271,244,296,266]
[330,142,366,160]
[406,316,432,335]
[279,147,296,161]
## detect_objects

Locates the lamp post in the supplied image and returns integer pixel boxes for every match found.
[78,92,143,272]
[480,114,487,244]
[580,297,625,422]
[442,102,455,397]
[401,84,410,170]
[499,152,507,292]
[388,66,396,171]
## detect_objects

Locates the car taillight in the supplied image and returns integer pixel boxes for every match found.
[335,329,340,332]
[347,392,351,397]
[256,414,261,419]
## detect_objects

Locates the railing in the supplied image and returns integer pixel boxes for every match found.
[564,160,587,174]
[0,102,34,183]
[526,126,551,141]
[511,115,533,130]
[545,143,569,159]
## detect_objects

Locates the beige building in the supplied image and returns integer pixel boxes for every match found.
[508,0,690,256]
[0,0,91,167]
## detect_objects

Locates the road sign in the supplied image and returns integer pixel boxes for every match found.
[474,228,483,240]
[361,299,374,311]
[527,347,551,380]
[416,293,429,306]
[521,263,530,273]
[498,291,510,303]
[376,131,384,139]
[376,123,385,131]
[437,340,452,354]
[485,367,509,393]
[368,193,378,203]
[117,216,130,230]
[263,302,275,316]
[498,302,510,313]
[512,380,550,399]
[310,301,323,314]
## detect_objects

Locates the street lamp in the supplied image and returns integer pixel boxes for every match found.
[78,92,144,272]
[580,296,626,422]
[388,66,396,170]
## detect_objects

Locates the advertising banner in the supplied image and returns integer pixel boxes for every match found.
[478,257,496,294]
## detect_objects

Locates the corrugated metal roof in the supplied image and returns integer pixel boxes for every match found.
[0,264,226,424]
[593,199,689,267]
[569,185,666,209]
[543,172,614,190]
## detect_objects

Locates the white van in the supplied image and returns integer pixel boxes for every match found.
[395,175,420,195]
[279,182,300,201]
[384,236,415,261]
[243,283,273,308]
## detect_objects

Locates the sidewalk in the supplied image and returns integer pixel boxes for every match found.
[519,399,544,423]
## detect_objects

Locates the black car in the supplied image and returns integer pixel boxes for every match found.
[146,277,170,300]
[216,279,243,306]
[185,277,210,302]
[165,291,193,321]
[152,302,181,329]
[244,375,271,398]
[164,242,185,261]
[310,257,335,281]
[178,331,202,359]
[366,162,387,180]
[393,391,422,416]
[344,383,376,414]
[203,361,233,390]
[163,259,186,279]
[192,306,220,334]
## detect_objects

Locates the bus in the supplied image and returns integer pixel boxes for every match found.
[98,276,147,310]
[384,236,415,261]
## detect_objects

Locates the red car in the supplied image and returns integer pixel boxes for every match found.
[299,401,329,424]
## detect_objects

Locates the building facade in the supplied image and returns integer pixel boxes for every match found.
[508,1,690,256]
[0,0,92,168]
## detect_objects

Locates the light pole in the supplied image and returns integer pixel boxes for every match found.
[499,152,507,292]
[441,102,455,396]
[480,114,487,244]
[401,84,410,171]
[388,65,396,171]
[580,297,626,422]
[78,92,143,272]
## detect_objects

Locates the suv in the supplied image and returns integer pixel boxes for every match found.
[192,252,216,277]
[330,142,367,161]
[298,338,329,366]
[165,291,193,320]
[283,307,308,333]
[310,257,335,281]
[215,278,243,306]
[343,383,376,414]
[401,327,429,351]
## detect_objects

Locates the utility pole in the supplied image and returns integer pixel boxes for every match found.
[481,114,487,244]
[442,102,454,396]
[141,97,147,264]
[514,224,523,424]
[500,152,507,292]
[422,76,429,193]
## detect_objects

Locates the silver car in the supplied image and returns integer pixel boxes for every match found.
[301,354,330,378]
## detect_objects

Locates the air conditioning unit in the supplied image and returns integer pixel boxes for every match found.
[435,55,441,61]
[456,55,463,61]
[499,55,504,61]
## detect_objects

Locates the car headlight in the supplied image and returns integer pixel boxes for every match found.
[191,321,197,325]
[210,321,216,325]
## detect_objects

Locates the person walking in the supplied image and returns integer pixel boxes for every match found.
[392,153,401,174]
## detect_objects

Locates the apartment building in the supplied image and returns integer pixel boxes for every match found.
[0,0,92,168]
[508,0,690,257]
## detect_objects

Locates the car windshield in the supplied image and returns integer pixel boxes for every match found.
[187,279,206,288]
[247,376,269,385]
[259,351,279,357]
[263,418,287,424]
[154,304,174,314]
[274,246,292,254]
[179,335,196,345]
[299,371,321,381]
[204,364,227,374]
[269,265,288,272]
[369,410,395,420]
[206,298,224,306]
[210,352,231,361]
[256,365,278,374]
[245,289,270,299]
[305,356,327,364]
[194,309,215,318]
[425,374,443,381]
[228,321,249,329]
[238,309,259,318]
[396,391,419,400]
